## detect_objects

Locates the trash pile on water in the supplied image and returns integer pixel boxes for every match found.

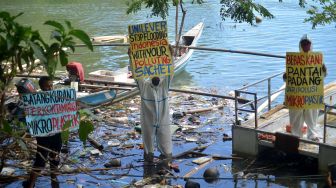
[1,85,328,187]
[2,87,242,187]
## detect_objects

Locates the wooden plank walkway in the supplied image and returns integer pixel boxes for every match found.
[234,81,336,169]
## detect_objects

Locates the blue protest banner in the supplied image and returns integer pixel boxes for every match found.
[22,88,79,137]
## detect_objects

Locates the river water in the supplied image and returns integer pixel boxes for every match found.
[1,0,335,187]
[2,0,335,90]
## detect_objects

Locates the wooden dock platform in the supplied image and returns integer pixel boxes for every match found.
[232,82,336,172]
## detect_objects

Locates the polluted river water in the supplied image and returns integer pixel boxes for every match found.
[3,90,329,187]
[1,0,336,187]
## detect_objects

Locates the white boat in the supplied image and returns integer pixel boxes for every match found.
[78,22,204,106]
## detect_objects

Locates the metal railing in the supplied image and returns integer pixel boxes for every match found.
[235,74,336,145]
[235,90,258,128]
[234,72,284,128]
[323,104,336,143]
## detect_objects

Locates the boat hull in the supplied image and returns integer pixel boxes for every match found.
[77,90,116,106]
[80,22,204,107]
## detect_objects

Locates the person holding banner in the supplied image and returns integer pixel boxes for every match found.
[283,34,327,142]
[138,75,173,161]
[7,78,37,125]
[23,76,62,188]
[128,45,174,163]
[128,21,175,164]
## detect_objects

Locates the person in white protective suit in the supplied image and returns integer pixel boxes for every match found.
[136,75,173,162]
[284,34,327,141]
[128,47,174,162]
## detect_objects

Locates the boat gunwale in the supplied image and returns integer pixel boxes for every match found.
[81,22,205,107]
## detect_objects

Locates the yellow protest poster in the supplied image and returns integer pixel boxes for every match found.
[285,52,324,109]
[128,21,173,79]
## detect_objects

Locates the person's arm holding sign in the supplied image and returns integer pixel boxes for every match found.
[156,44,174,89]
[322,63,327,77]
[128,47,148,91]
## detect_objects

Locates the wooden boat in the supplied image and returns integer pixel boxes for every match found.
[91,35,128,43]
[78,22,204,107]
[15,22,204,107]
[77,89,117,106]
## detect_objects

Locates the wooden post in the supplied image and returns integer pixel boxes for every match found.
[175,0,179,43]
[174,0,186,57]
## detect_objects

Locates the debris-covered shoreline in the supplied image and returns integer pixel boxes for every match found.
[1,87,326,188]
[2,87,238,187]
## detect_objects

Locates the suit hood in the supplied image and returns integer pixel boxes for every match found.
[299,34,313,52]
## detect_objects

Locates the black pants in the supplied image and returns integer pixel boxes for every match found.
[33,133,62,170]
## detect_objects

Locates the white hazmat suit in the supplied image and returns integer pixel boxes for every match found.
[288,34,326,139]
[136,75,173,158]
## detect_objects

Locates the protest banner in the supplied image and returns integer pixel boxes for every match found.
[285,52,324,109]
[128,21,173,79]
[22,88,79,137]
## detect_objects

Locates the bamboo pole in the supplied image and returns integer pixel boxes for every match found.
[75,43,285,59]
[184,46,286,59]
[170,88,250,103]
[88,79,250,103]
[14,75,250,104]
[83,80,250,104]
[173,145,208,159]
[79,83,133,91]
[184,105,224,114]
[189,151,243,160]
[183,159,213,179]
[87,136,104,150]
